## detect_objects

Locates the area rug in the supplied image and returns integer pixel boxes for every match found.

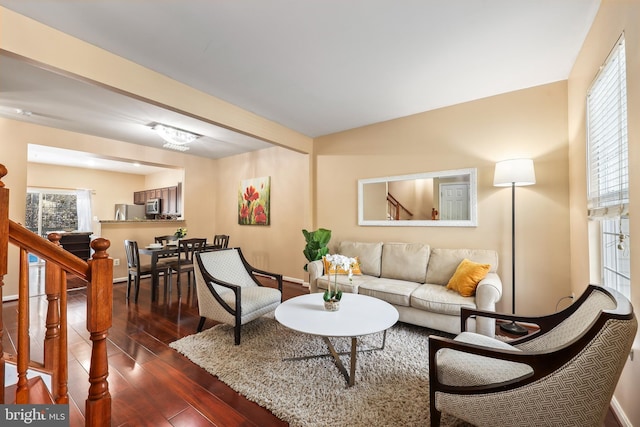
[170,316,472,427]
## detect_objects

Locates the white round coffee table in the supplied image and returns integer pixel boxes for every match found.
[275,292,399,386]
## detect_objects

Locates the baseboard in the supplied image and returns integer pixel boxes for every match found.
[611,396,632,427]
[283,275,308,287]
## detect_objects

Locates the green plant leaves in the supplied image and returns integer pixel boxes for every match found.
[302,228,332,270]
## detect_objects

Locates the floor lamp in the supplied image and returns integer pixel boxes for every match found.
[493,158,536,335]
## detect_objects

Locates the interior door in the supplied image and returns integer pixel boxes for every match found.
[439,183,469,220]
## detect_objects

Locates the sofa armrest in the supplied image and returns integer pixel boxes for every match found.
[307,259,325,293]
[472,272,503,337]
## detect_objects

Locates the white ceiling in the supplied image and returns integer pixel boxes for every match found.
[0,0,600,173]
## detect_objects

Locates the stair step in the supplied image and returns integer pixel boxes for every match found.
[5,376,55,404]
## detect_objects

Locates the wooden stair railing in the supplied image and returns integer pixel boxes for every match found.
[386,193,413,220]
[0,164,112,426]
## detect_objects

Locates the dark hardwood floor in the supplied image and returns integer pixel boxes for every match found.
[2,272,622,427]
[3,273,306,427]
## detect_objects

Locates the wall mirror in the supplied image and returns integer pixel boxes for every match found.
[358,168,477,227]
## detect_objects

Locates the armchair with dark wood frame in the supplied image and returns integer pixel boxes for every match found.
[428,284,636,427]
[194,247,283,345]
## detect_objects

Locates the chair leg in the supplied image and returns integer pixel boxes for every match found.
[134,275,141,303]
[430,406,441,427]
[234,323,241,345]
[197,317,206,332]
[126,273,132,300]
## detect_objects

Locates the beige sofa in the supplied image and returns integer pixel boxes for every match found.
[307,241,502,337]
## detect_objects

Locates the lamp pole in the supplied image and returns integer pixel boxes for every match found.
[494,159,535,336]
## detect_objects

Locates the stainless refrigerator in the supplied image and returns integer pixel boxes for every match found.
[114,204,146,220]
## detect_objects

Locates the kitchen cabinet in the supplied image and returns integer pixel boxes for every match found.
[133,191,146,205]
[133,185,180,215]
[161,187,170,214]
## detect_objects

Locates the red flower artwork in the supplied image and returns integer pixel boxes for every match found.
[240,203,250,219]
[243,185,260,202]
[238,177,270,225]
[253,204,267,224]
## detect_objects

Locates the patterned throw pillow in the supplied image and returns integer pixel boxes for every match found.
[322,256,362,275]
[446,258,490,296]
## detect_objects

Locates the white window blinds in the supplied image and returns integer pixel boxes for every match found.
[587,35,628,218]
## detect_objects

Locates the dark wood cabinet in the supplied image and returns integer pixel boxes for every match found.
[60,232,92,261]
[161,187,170,214]
[133,184,180,215]
[133,191,146,205]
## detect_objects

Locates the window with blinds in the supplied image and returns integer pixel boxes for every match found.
[587,35,628,217]
[586,34,630,298]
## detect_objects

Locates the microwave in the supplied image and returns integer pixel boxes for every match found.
[145,198,161,215]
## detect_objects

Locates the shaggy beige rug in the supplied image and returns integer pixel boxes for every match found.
[170,316,471,427]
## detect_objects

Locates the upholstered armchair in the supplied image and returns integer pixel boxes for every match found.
[428,284,637,427]
[194,248,283,345]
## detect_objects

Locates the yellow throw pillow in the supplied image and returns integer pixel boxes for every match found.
[322,256,362,275]
[446,259,490,297]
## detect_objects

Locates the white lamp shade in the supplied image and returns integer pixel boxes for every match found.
[493,158,536,187]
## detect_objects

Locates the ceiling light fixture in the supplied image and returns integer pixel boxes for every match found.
[16,108,33,116]
[150,123,200,151]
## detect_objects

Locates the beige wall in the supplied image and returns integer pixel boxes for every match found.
[568,0,640,424]
[0,118,217,288]
[315,81,571,316]
[213,147,310,281]
[1,117,309,290]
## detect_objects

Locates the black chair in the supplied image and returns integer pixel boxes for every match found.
[155,235,177,246]
[154,234,179,266]
[124,240,169,302]
[213,234,230,249]
[168,238,207,297]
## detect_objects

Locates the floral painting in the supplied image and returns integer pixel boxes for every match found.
[238,176,271,225]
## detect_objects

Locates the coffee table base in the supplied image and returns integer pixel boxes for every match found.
[283,330,388,387]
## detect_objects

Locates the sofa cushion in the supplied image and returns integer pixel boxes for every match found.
[380,243,430,283]
[426,248,498,286]
[358,277,421,307]
[446,258,490,297]
[339,241,383,277]
[316,274,375,294]
[411,283,476,316]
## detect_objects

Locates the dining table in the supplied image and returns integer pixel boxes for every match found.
[138,242,223,299]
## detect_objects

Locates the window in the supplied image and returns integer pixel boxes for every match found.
[26,189,79,237]
[586,34,630,297]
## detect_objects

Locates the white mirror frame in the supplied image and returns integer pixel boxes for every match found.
[358,168,478,227]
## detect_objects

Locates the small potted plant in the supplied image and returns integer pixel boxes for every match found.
[302,228,331,271]
[174,227,187,239]
[322,253,356,311]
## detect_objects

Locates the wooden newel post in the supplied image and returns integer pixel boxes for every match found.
[85,238,113,426]
[0,164,9,404]
[45,233,64,402]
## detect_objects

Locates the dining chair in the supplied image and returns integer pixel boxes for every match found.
[213,234,230,249]
[124,239,169,302]
[155,235,177,246]
[154,234,179,267]
[168,238,208,297]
